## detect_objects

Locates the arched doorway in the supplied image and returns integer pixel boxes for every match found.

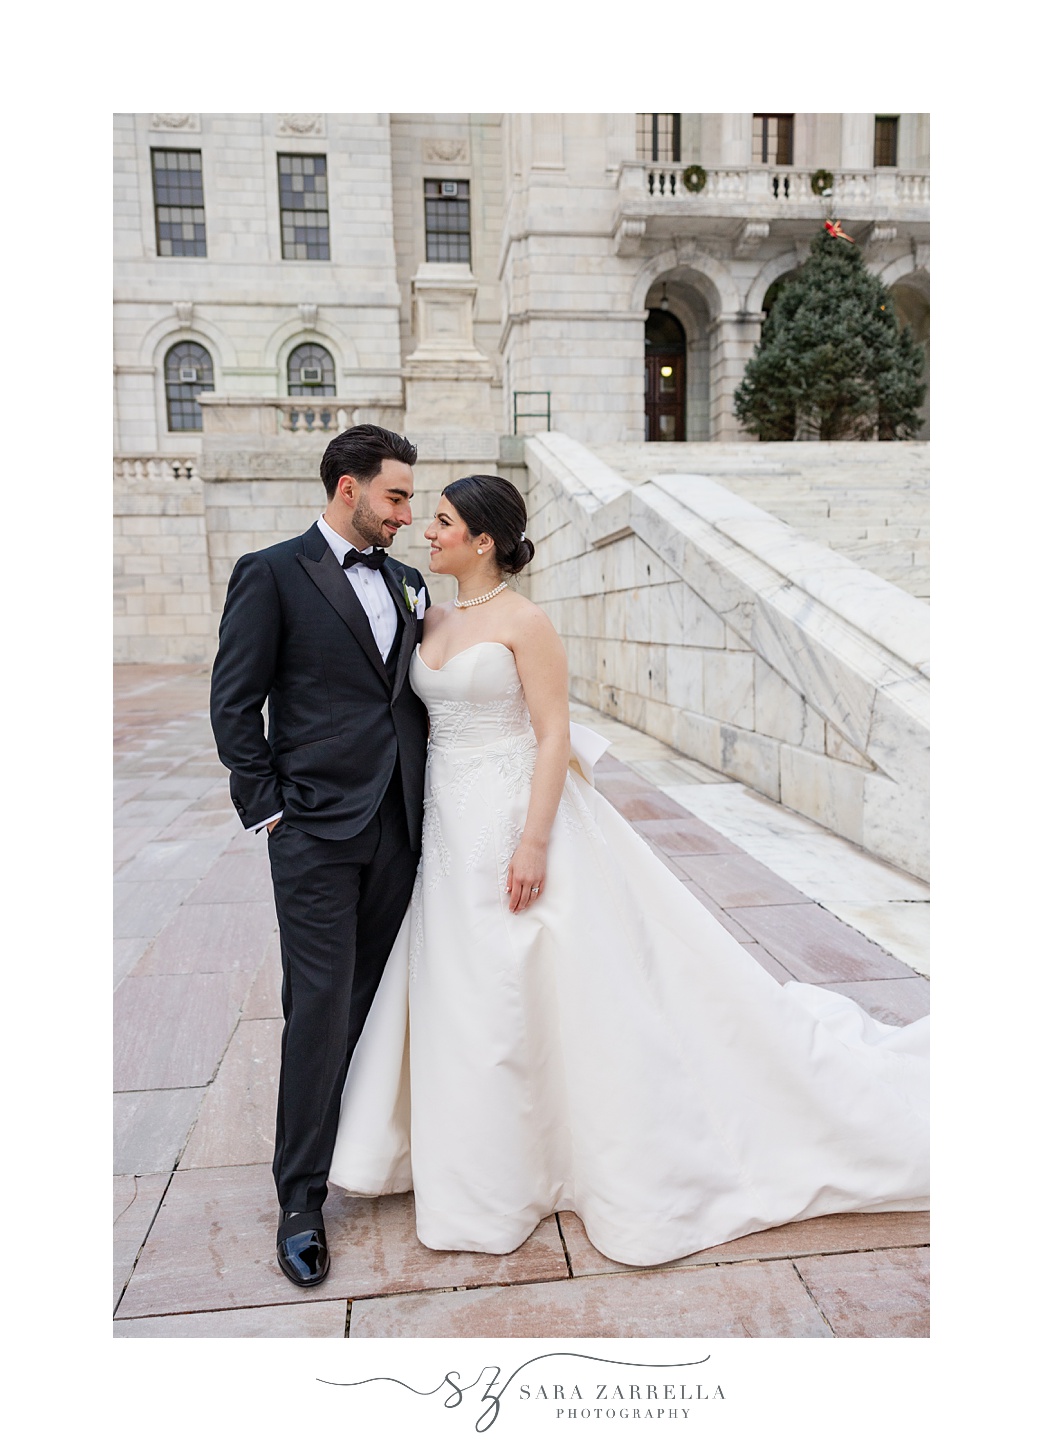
[644,308,686,440]
[890,278,930,439]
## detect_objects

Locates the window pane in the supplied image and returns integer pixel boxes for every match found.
[874,116,898,167]
[752,115,794,166]
[287,342,336,396]
[152,149,206,256]
[164,342,214,431]
[424,179,471,264]
[278,153,331,259]
[636,114,680,162]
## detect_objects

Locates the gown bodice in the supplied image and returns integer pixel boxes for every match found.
[412,641,534,753]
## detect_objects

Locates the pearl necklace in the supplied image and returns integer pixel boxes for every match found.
[453,579,509,609]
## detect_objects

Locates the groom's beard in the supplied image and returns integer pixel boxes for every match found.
[352,491,398,550]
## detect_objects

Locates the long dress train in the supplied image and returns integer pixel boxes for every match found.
[328,642,928,1267]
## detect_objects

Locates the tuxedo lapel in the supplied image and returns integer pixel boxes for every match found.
[297,543,390,688]
[381,560,419,702]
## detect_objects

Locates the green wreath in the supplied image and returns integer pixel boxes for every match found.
[682,164,707,194]
[810,169,834,197]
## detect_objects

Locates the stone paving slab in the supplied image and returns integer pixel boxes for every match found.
[114,1172,170,1312]
[115,1167,569,1323]
[727,903,916,984]
[185,847,275,905]
[793,1247,929,1337]
[241,931,283,1019]
[113,1301,350,1337]
[593,778,696,821]
[113,936,150,989]
[113,877,198,940]
[677,879,756,941]
[114,797,189,831]
[114,837,227,884]
[741,943,795,984]
[822,976,931,1028]
[824,900,930,978]
[153,809,241,842]
[633,816,744,856]
[135,775,224,802]
[180,1018,281,1169]
[114,825,161,866]
[349,1258,831,1338]
[558,1210,930,1276]
[113,971,252,1090]
[672,851,811,908]
[132,899,277,977]
[114,1086,206,1175]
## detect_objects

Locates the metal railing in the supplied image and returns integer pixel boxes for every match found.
[513,391,551,434]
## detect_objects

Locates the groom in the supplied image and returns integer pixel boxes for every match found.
[210,424,429,1288]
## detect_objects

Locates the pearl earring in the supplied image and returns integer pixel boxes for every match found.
[477,547,484,555]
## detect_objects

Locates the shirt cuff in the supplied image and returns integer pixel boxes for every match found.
[249,811,283,833]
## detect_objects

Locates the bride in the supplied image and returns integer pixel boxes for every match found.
[327,474,928,1268]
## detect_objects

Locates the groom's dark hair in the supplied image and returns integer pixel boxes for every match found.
[320,424,418,498]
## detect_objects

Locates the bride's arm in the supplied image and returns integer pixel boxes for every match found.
[508,605,571,912]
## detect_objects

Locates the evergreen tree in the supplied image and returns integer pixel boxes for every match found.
[734,231,927,440]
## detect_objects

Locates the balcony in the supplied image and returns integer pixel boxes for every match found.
[614,162,929,254]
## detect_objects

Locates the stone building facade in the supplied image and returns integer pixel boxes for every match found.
[114,110,929,661]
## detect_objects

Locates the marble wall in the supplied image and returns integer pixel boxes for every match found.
[522,433,929,880]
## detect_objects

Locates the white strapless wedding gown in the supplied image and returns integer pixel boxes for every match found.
[328,642,928,1266]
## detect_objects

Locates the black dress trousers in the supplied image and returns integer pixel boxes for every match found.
[267,759,419,1212]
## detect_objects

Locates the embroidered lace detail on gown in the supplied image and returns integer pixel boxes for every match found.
[328,642,928,1266]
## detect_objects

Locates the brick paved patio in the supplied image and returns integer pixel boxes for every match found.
[113,664,928,1338]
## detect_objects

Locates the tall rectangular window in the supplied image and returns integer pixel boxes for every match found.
[636,114,681,163]
[874,116,899,167]
[424,179,471,263]
[278,153,330,260]
[752,115,794,166]
[151,149,206,257]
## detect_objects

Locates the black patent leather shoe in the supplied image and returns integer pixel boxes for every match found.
[276,1208,330,1288]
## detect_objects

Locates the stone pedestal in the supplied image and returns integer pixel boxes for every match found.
[403,263,496,433]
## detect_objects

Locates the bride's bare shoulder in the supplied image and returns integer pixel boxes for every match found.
[503,593,564,649]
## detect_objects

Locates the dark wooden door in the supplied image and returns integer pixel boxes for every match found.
[644,307,686,441]
[645,352,685,440]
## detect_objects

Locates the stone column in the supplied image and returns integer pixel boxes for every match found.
[530,112,565,171]
[840,114,874,169]
[719,113,752,167]
[708,313,762,440]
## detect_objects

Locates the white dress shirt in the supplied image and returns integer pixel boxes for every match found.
[316,514,399,660]
[249,516,401,833]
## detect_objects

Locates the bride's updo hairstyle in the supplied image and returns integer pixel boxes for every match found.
[443,474,536,576]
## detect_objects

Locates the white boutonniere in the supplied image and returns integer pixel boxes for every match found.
[403,582,427,619]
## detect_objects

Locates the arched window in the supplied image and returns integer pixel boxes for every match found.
[287,342,336,396]
[164,341,214,432]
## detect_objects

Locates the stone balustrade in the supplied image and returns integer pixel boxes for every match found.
[278,403,353,433]
[114,456,198,482]
[522,432,929,881]
[620,162,930,219]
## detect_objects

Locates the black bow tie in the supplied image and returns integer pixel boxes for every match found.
[341,547,387,570]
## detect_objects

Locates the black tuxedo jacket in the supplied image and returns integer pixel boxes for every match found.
[210,522,428,848]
